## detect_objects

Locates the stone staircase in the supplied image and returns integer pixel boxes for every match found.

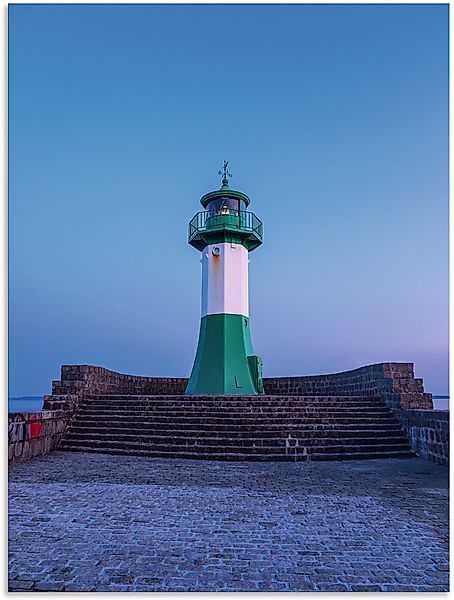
[58,395,414,461]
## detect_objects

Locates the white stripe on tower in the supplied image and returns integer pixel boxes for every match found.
[201,243,249,317]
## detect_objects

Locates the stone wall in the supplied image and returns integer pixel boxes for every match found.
[44,362,432,414]
[40,362,444,466]
[263,363,433,411]
[395,409,449,466]
[44,365,188,412]
[8,411,70,464]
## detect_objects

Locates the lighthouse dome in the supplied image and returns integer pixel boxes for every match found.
[200,180,251,211]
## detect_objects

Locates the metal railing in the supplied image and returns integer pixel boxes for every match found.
[188,209,263,243]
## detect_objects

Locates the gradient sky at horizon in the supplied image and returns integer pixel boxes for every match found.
[9,4,449,396]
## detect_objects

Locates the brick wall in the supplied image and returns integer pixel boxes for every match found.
[43,365,188,412]
[395,409,449,466]
[41,362,444,466]
[44,362,432,414]
[263,363,433,411]
[8,411,70,464]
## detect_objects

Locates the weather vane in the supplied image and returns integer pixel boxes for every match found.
[218,160,232,184]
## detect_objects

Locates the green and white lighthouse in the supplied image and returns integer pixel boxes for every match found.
[186,162,264,395]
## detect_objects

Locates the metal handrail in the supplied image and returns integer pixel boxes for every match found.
[188,209,263,242]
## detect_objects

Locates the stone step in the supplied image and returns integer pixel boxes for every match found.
[71,414,397,426]
[77,405,391,415]
[67,425,404,438]
[87,394,374,402]
[308,451,415,461]
[84,399,387,410]
[60,391,411,462]
[73,407,391,419]
[83,396,384,407]
[67,421,403,434]
[79,404,389,414]
[74,414,394,426]
[62,431,409,448]
[58,445,414,462]
[60,436,411,453]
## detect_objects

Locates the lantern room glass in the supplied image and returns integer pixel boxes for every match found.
[206,197,245,215]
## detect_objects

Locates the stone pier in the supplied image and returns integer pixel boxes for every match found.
[8,452,449,592]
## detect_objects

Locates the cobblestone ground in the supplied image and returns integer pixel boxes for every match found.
[9,452,449,592]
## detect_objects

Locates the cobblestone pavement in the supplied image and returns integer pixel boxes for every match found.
[9,452,449,592]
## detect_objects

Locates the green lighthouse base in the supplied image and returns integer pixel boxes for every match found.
[185,314,264,395]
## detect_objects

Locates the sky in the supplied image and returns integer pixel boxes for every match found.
[9,4,449,396]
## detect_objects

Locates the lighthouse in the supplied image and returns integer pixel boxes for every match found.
[186,162,264,395]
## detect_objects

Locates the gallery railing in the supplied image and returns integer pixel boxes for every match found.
[188,210,263,243]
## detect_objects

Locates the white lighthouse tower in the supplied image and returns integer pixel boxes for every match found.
[186,162,264,395]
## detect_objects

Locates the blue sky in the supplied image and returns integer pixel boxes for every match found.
[9,4,448,396]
